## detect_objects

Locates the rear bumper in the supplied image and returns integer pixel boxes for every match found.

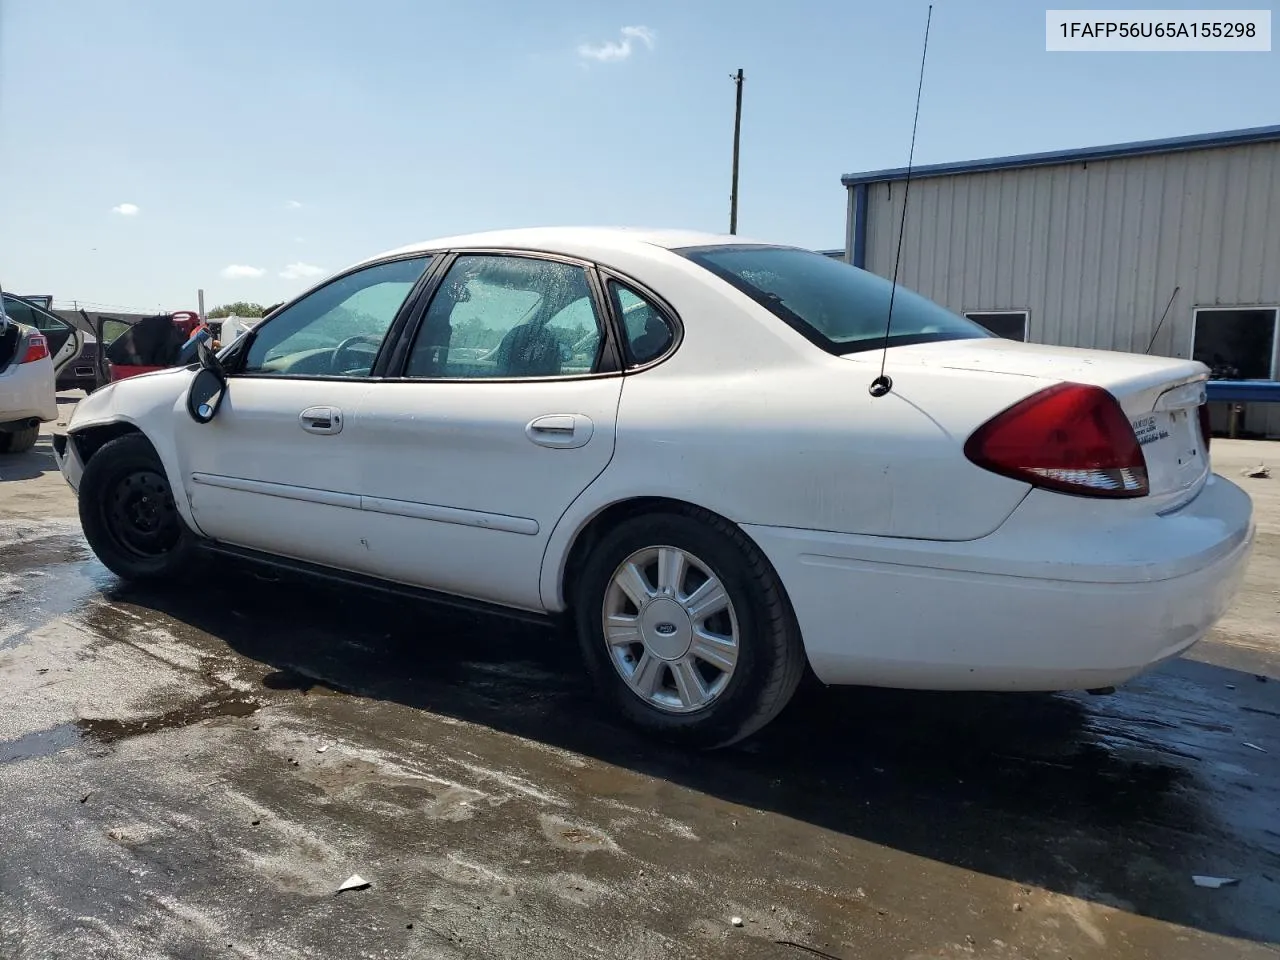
[745,474,1255,691]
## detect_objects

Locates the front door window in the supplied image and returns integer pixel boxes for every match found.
[242,256,432,378]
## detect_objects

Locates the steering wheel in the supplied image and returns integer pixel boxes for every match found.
[331,334,383,374]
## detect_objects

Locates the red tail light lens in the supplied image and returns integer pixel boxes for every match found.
[20,334,50,364]
[1197,403,1212,454]
[964,382,1149,498]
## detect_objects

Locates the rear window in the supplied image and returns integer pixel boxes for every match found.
[678,244,990,355]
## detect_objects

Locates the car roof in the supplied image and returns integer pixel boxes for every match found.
[361,226,783,267]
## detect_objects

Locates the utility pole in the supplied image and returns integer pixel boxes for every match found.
[729,68,744,235]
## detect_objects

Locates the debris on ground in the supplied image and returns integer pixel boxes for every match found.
[731,916,744,927]
[338,874,371,893]
[1241,464,1271,479]
[1242,742,1266,753]
[1191,876,1239,889]
[317,745,328,753]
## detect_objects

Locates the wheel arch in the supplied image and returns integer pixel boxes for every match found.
[68,417,202,535]
[70,420,145,464]
[549,495,787,615]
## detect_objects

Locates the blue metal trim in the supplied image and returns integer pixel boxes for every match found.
[852,183,869,268]
[841,123,1280,187]
[1205,380,1280,403]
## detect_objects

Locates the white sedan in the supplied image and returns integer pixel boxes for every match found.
[1,291,83,454]
[53,228,1254,746]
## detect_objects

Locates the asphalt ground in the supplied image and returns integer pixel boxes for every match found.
[1,401,1277,960]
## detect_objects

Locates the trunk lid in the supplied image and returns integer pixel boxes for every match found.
[862,338,1211,499]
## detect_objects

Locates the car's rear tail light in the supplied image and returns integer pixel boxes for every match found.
[964,382,1149,498]
[20,334,50,364]
[1198,402,1212,454]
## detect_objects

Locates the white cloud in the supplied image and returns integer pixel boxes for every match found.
[286,200,303,209]
[280,262,324,280]
[112,202,140,216]
[578,25,656,62]
[221,264,265,279]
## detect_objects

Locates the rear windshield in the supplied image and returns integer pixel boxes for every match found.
[678,244,990,355]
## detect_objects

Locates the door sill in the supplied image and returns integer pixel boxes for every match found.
[198,540,555,627]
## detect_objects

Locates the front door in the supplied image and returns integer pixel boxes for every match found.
[351,252,624,612]
[170,255,434,571]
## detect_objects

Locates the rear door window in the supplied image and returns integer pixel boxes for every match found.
[404,254,606,379]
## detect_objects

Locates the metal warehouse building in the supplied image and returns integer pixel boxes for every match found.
[840,124,1280,438]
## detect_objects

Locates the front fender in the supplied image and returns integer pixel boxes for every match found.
[65,369,205,536]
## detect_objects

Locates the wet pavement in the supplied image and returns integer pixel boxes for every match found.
[1,424,1279,959]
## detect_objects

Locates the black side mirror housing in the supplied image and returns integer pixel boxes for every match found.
[186,367,227,424]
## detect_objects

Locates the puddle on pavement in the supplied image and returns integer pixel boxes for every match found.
[0,723,83,764]
[0,534,114,650]
[77,689,262,744]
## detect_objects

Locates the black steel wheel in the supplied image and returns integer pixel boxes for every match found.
[78,433,198,581]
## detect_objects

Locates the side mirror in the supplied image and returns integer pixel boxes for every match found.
[186,367,227,424]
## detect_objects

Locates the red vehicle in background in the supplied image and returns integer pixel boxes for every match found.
[103,311,210,382]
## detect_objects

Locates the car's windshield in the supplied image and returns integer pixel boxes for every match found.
[678,245,990,355]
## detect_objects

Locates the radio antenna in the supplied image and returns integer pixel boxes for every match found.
[1144,285,1180,354]
[870,3,933,399]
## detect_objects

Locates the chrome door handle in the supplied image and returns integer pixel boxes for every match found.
[529,415,575,435]
[526,414,593,449]
[300,405,343,435]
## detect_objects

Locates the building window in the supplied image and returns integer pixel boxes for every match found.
[965,311,1028,342]
[1192,308,1278,381]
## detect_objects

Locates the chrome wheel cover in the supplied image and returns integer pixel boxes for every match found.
[602,545,740,714]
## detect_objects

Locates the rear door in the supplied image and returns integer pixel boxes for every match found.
[0,294,84,376]
[350,251,625,611]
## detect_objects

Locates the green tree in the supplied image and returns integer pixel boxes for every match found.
[208,301,265,319]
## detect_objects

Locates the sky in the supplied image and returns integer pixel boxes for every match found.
[0,0,1276,313]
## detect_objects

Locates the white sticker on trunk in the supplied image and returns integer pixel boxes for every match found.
[1131,415,1171,447]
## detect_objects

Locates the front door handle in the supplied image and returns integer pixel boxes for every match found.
[300,405,343,435]
[526,414,593,449]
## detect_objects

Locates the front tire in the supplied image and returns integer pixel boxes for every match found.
[0,425,39,454]
[78,433,198,581]
[574,507,805,748]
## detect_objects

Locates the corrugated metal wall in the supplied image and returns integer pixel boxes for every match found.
[859,141,1280,436]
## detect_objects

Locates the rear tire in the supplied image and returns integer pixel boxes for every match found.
[78,433,199,581]
[0,425,39,454]
[573,507,805,749]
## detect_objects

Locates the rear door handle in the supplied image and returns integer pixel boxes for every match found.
[300,405,343,435]
[526,414,593,449]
